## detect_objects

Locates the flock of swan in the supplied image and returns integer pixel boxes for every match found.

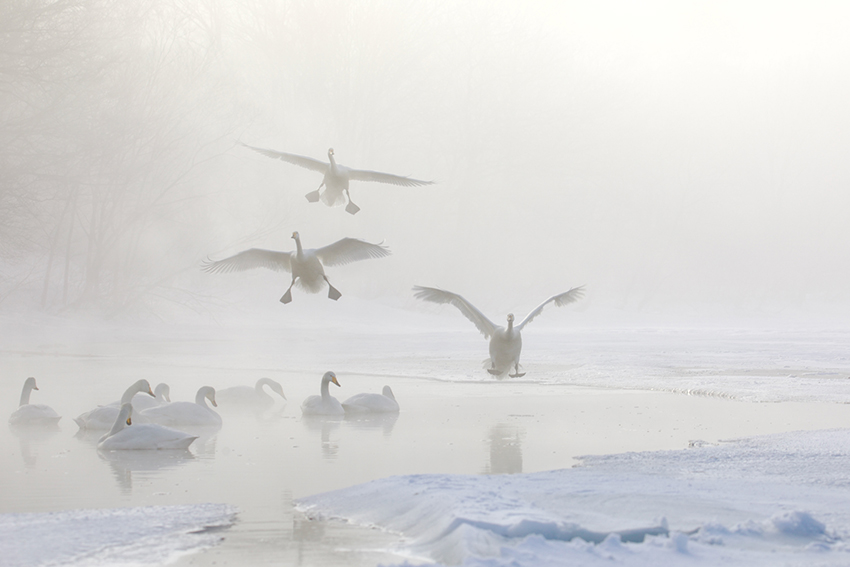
[9,144,582,451]
[9,373,398,451]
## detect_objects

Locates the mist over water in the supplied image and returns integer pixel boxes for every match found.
[0,1,848,323]
[3,3,850,566]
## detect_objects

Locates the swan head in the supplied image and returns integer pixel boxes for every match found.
[328,148,334,157]
[507,313,515,324]
[121,403,133,425]
[24,377,38,391]
[323,371,340,388]
[206,388,218,407]
[382,385,395,400]
[271,382,287,400]
[291,231,300,241]
[154,383,171,402]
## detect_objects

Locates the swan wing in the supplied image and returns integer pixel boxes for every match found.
[348,168,434,187]
[412,286,497,338]
[240,142,328,174]
[315,238,391,267]
[201,248,292,274]
[517,286,585,330]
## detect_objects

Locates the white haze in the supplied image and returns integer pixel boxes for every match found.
[1,0,850,324]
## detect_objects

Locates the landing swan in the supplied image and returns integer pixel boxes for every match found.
[139,386,222,428]
[342,385,399,414]
[301,371,344,416]
[216,378,286,410]
[98,404,197,451]
[241,143,434,215]
[74,379,154,430]
[413,285,585,377]
[202,231,390,304]
[9,377,61,427]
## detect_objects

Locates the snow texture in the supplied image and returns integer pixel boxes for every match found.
[298,429,850,566]
[0,504,236,567]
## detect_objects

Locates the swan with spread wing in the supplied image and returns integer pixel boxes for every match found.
[241,143,434,215]
[413,285,585,377]
[202,231,390,304]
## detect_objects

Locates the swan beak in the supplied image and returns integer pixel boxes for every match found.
[126,416,132,425]
[34,386,39,391]
[147,388,154,397]
[331,376,340,387]
[211,399,218,407]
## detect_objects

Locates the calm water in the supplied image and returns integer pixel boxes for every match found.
[4,343,850,566]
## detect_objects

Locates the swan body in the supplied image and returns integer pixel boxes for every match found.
[139,386,222,428]
[241,144,434,215]
[413,285,585,377]
[9,377,61,427]
[202,231,390,304]
[98,404,197,451]
[301,371,344,416]
[216,378,286,409]
[342,385,399,414]
[74,379,154,431]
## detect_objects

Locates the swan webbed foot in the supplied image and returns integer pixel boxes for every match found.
[487,368,502,376]
[327,285,342,301]
[345,201,360,215]
[509,372,526,378]
[280,289,293,304]
[305,190,321,203]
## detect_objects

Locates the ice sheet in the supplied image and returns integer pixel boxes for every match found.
[1,504,236,567]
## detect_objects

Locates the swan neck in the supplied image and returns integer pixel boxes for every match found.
[256,378,272,393]
[195,388,210,406]
[106,407,130,438]
[321,378,330,400]
[121,381,147,405]
[19,383,34,406]
[506,319,514,332]
[328,152,337,170]
[294,236,303,256]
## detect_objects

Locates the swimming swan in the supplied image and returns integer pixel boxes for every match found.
[74,379,155,430]
[98,403,197,451]
[139,386,222,428]
[9,377,61,427]
[301,371,344,416]
[342,385,399,414]
[216,378,286,410]
[413,285,585,377]
[202,231,390,304]
[241,144,434,215]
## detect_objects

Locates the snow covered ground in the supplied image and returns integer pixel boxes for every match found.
[298,428,850,566]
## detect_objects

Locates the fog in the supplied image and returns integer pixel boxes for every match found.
[2,0,850,324]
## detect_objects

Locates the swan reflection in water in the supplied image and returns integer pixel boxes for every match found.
[98,448,195,494]
[344,412,399,436]
[485,423,524,474]
[11,424,61,468]
[301,416,341,458]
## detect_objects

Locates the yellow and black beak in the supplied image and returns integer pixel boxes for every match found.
[126,416,132,426]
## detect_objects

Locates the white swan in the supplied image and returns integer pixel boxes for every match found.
[139,386,222,428]
[241,144,434,215]
[98,404,197,451]
[74,379,155,430]
[342,385,399,414]
[216,378,286,410]
[129,383,171,412]
[9,377,61,427]
[202,231,391,304]
[301,371,344,416]
[413,285,585,377]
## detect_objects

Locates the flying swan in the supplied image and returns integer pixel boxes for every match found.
[301,371,344,416]
[98,403,197,451]
[413,285,585,377]
[9,377,61,427]
[202,231,390,304]
[240,143,434,215]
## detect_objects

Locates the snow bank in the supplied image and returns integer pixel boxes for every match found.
[297,429,850,566]
[0,504,236,567]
